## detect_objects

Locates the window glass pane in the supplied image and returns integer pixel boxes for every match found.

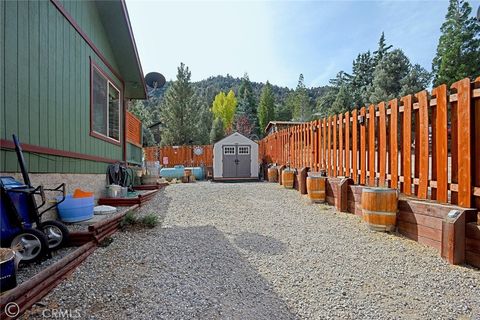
[108,84,120,140]
[238,146,250,155]
[92,69,107,135]
[224,146,235,155]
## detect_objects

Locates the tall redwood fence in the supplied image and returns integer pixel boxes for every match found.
[260,77,480,210]
[144,145,213,167]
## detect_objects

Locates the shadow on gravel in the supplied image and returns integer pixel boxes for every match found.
[154,225,297,319]
[233,232,287,255]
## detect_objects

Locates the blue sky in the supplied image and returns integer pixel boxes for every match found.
[126,0,480,88]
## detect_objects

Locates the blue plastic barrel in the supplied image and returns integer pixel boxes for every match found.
[56,195,94,223]
[0,249,17,291]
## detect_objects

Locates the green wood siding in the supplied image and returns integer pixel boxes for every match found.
[1,0,125,173]
[127,143,142,166]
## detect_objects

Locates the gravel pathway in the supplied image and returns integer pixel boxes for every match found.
[24,182,480,320]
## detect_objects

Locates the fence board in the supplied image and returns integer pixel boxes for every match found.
[323,118,327,170]
[452,78,472,207]
[338,114,343,176]
[416,90,429,199]
[352,109,358,183]
[333,115,337,176]
[360,107,366,185]
[345,112,350,178]
[389,99,398,189]
[474,77,480,209]
[327,117,331,176]
[378,102,386,186]
[402,95,412,195]
[368,105,375,186]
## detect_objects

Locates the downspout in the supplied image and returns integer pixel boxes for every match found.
[123,95,127,167]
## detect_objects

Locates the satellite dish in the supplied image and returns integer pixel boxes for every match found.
[145,72,166,89]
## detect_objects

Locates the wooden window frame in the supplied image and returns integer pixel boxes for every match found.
[90,58,122,146]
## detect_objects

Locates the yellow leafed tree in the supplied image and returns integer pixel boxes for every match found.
[211,90,237,132]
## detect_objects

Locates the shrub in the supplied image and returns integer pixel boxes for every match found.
[140,214,159,229]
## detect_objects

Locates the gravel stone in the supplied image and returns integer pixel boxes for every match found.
[23,182,480,319]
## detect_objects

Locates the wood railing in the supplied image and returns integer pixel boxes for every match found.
[126,111,142,147]
[260,77,480,210]
[144,145,213,167]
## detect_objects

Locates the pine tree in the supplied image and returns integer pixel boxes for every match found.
[351,51,375,107]
[160,63,198,146]
[292,74,311,121]
[195,100,213,145]
[275,101,293,121]
[432,0,480,86]
[331,85,354,115]
[373,32,393,66]
[316,86,338,118]
[237,73,258,135]
[369,49,410,103]
[210,117,225,144]
[257,81,275,135]
[400,64,432,97]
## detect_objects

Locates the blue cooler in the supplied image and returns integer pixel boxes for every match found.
[56,195,94,223]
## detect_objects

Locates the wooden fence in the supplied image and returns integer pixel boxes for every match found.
[126,111,142,147]
[260,77,480,210]
[144,145,213,167]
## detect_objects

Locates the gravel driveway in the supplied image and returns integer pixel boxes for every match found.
[25,182,480,320]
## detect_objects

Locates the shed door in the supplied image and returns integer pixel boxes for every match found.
[236,145,251,177]
[222,145,251,178]
[222,145,237,178]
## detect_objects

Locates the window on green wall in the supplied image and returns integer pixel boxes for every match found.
[91,62,121,144]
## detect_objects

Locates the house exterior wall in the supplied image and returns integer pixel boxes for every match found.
[0,0,141,173]
[213,133,259,179]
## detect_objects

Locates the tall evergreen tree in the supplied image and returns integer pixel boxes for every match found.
[292,74,311,121]
[275,101,293,121]
[237,73,258,135]
[432,0,480,86]
[351,51,375,107]
[160,63,198,146]
[210,117,225,144]
[331,85,354,115]
[195,100,213,145]
[373,32,393,66]
[316,86,338,118]
[369,49,410,103]
[400,64,432,97]
[257,81,275,135]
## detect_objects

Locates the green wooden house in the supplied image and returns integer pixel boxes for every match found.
[0,0,146,175]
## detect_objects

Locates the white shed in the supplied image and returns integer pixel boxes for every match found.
[213,132,259,181]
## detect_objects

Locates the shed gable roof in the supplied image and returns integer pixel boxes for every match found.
[214,132,258,146]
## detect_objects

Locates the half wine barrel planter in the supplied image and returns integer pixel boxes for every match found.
[268,167,278,182]
[306,174,326,203]
[282,169,295,189]
[361,187,398,232]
